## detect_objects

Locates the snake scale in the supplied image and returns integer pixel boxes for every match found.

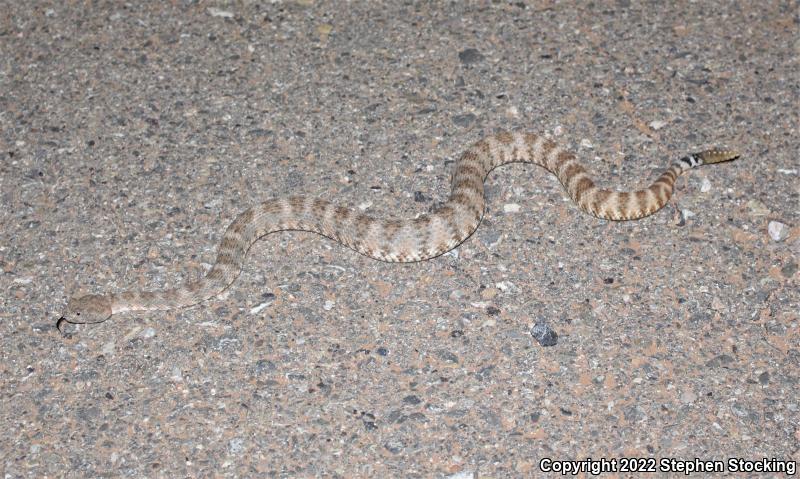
[58,131,738,328]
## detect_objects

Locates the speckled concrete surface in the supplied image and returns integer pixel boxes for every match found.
[2,2,798,477]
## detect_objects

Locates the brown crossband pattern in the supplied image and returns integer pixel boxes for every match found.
[59,131,739,327]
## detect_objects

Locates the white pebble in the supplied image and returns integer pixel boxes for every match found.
[323,300,335,311]
[580,138,593,149]
[700,178,712,193]
[141,327,156,338]
[681,209,695,220]
[681,390,697,404]
[768,221,789,242]
[503,203,521,213]
[249,301,272,315]
[649,119,668,130]
[445,471,476,479]
[207,7,234,18]
[495,281,515,292]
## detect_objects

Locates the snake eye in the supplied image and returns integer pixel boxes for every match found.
[76,312,80,316]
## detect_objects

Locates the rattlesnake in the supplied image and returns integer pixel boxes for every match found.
[58,131,738,328]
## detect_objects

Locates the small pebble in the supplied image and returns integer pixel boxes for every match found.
[531,322,558,347]
[495,281,516,292]
[249,301,272,314]
[384,439,405,454]
[768,221,789,241]
[649,119,668,130]
[681,390,697,404]
[445,471,477,479]
[207,7,234,18]
[141,327,156,338]
[677,208,695,226]
[503,203,521,213]
[449,289,466,300]
[228,437,245,454]
[781,261,797,278]
[700,178,711,193]
[458,48,484,64]
[746,199,770,217]
[452,113,476,127]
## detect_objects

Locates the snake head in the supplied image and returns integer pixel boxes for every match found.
[57,294,113,330]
